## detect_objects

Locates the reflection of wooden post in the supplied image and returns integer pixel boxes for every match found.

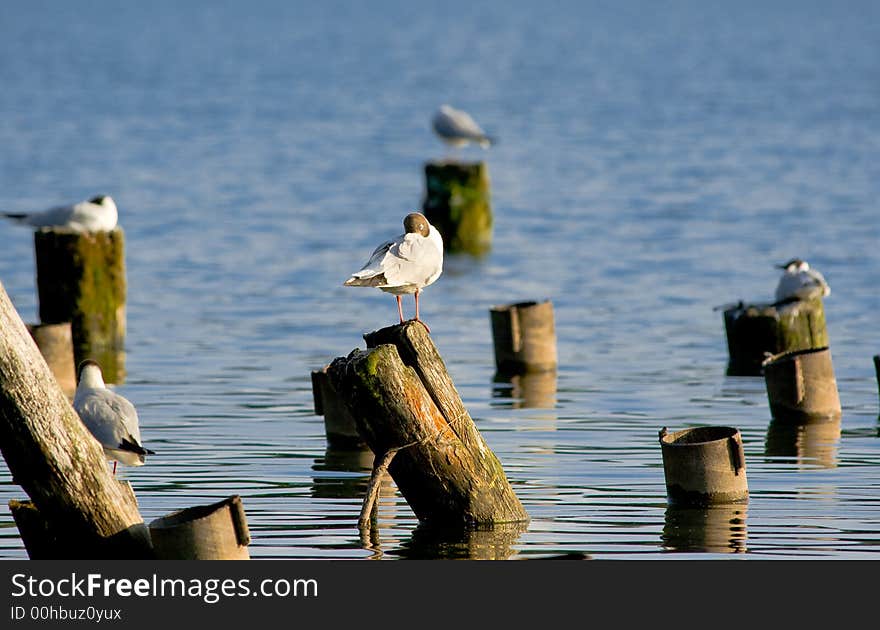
[311,365,364,448]
[490,300,558,375]
[492,371,557,409]
[26,322,76,397]
[765,416,841,469]
[0,281,150,559]
[762,347,841,422]
[422,161,492,256]
[723,299,828,376]
[662,503,748,554]
[328,322,528,526]
[149,495,251,560]
[34,227,126,383]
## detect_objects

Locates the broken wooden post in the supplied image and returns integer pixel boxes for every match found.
[26,321,76,397]
[761,347,841,422]
[34,227,126,383]
[311,364,365,448]
[0,280,151,559]
[422,160,492,256]
[722,298,829,376]
[490,300,558,375]
[149,495,251,560]
[659,426,749,506]
[327,321,528,528]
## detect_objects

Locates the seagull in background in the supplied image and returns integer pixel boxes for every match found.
[774,258,831,305]
[73,360,154,475]
[2,195,118,232]
[432,104,495,149]
[344,212,444,332]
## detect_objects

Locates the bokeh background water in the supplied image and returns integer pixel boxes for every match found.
[1,0,879,559]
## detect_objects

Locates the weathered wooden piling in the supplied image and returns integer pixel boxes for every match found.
[34,227,126,383]
[761,347,841,422]
[722,298,828,376]
[490,300,558,375]
[659,426,749,506]
[0,280,151,559]
[26,321,76,397]
[311,364,365,448]
[149,495,251,560]
[327,322,529,527]
[422,160,492,256]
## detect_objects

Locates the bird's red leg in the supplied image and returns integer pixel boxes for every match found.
[396,295,404,324]
[414,289,430,333]
[112,461,117,476]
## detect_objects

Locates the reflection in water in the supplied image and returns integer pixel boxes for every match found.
[491,371,557,409]
[310,446,395,500]
[390,521,529,560]
[662,503,748,554]
[764,416,842,469]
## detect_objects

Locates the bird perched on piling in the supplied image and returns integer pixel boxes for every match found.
[432,104,495,149]
[73,360,154,475]
[774,258,831,305]
[2,195,118,232]
[344,212,444,332]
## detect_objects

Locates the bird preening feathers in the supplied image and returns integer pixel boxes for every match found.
[344,212,444,332]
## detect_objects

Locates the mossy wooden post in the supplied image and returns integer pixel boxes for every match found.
[26,322,76,398]
[722,298,829,376]
[34,227,126,383]
[311,364,365,448]
[149,495,251,560]
[0,281,152,559]
[490,300,558,375]
[422,160,492,256]
[327,322,528,527]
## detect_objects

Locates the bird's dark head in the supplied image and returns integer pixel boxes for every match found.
[89,195,108,205]
[77,359,102,374]
[777,258,805,271]
[404,212,430,237]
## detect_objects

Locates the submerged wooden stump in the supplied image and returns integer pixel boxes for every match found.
[0,280,150,559]
[422,160,492,256]
[327,322,528,527]
[762,347,841,422]
[149,495,251,560]
[26,322,76,398]
[311,364,365,448]
[722,298,829,376]
[490,300,558,375]
[34,227,126,383]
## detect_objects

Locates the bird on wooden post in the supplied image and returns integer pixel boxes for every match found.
[73,360,154,475]
[2,195,118,232]
[773,258,830,306]
[344,212,444,332]
[432,104,496,150]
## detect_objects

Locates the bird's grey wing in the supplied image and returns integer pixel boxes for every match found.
[75,389,142,448]
[383,234,443,287]
[346,237,399,282]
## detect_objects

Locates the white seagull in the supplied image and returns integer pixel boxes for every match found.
[774,258,831,304]
[432,104,495,149]
[344,212,444,332]
[2,195,118,232]
[73,360,154,474]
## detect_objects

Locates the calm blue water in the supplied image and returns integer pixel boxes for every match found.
[1,0,879,559]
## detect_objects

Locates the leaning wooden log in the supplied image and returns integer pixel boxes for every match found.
[311,364,365,448]
[722,298,829,376]
[490,300,558,375]
[26,321,76,398]
[149,495,251,560]
[34,227,126,383]
[0,280,151,559]
[421,160,492,256]
[761,347,841,422]
[327,322,529,527]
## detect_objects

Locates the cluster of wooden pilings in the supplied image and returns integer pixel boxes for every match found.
[659,291,854,512]
[0,226,252,559]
